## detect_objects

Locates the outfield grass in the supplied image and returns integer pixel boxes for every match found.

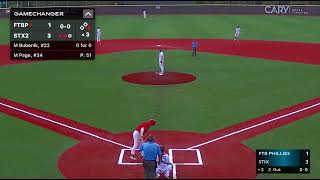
[245,113,320,179]
[0,113,76,178]
[97,15,320,42]
[1,15,320,44]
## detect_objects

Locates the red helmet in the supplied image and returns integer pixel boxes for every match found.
[149,119,156,126]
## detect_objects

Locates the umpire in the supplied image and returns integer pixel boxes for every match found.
[139,135,161,179]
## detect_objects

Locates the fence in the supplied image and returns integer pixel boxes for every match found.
[1,1,320,17]
[2,1,320,8]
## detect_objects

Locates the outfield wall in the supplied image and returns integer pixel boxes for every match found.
[94,5,320,16]
[1,5,320,17]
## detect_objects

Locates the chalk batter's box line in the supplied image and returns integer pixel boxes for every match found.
[169,149,203,166]
[169,149,203,179]
[118,149,142,165]
[118,148,203,166]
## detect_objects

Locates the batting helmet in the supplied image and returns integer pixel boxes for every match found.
[149,119,156,126]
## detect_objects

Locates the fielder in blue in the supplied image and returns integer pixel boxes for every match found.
[192,40,198,57]
[96,27,101,42]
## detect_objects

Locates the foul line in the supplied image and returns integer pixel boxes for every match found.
[187,101,320,149]
[0,102,131,149]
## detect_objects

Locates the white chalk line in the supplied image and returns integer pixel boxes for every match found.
[187,101,320,149]
[168,149,177,179]
[169,149,203,179]
[118,148,203,179]
[2,99,320,178]
[118,149,203,165]
[0,102,131,149]
[172,164,177,179]
[118,149,142,165]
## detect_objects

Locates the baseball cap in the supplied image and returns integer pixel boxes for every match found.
[147,135,155,142]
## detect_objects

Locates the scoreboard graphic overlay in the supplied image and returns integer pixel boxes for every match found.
[256,149,310,173]
[10,8,95,60]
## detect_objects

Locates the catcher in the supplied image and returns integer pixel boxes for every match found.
[156,146,173,179]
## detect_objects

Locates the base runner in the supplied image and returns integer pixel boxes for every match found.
[130,119,157,160]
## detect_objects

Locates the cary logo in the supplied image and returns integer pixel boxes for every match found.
[264,5,290,14]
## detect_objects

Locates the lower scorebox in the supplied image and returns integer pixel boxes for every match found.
[256,149,310,173]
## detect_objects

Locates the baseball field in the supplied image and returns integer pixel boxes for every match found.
[0,14,320,179]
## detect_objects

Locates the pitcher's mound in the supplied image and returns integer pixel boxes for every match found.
[122,71,197,85]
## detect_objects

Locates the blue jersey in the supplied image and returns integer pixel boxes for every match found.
[139,142,161,161]
[192,41,198,48]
